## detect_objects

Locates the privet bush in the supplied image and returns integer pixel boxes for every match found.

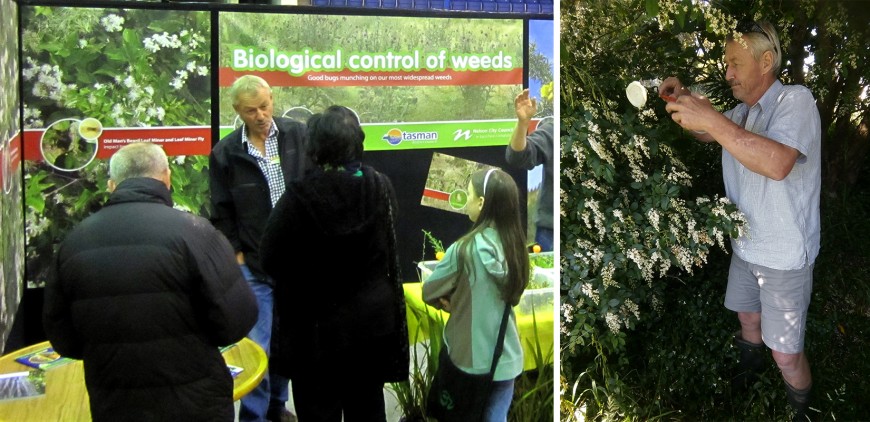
[561,0,870,420]
[559,0,747,417]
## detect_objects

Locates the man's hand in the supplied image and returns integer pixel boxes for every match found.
[665,92,721,134]
[515,88,537,123]
[658,76,689,100]
[236,251,245,265]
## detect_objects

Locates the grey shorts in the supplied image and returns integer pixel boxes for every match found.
[724,254,814,354]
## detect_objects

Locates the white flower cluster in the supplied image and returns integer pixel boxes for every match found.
[23,106,43,128]
[601,262,616,287]
[107,70,165,126]
[143,32,183,53]
[604,312,621,334]
[561,303,574,325]
[585,199,607,240]
[22,57,70,103]
[621,298,640,321]
[582,282,599,306]
[143,31,209,90]
[186,61,209,77]
[655,0,741,49]
[101,14,125,33]
[563,140,586,185]
[622,136,648,183]
[646,208,660,232]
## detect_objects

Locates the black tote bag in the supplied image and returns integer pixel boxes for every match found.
[426,305,511,422]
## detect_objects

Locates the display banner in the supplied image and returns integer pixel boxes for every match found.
[21,6,212,287]
[1,0,23,353]
[218,119,531,150]
[22,126,211,162]
[219,13,523,151]
[219,68,523,88]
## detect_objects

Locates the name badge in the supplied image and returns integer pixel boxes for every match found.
[270,156,280,165]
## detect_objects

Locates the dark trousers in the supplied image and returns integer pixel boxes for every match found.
[292,374,386,422]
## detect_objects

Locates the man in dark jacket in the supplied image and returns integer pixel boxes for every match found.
[209,75,309,422]
[43,142,257,422]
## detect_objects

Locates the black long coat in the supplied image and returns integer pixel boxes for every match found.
[261,166,410,383]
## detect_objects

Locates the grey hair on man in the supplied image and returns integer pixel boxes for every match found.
[727,20,782,75]
[228,74,271,107]
[108,142,170,192]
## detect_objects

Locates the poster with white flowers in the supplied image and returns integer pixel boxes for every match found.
[1,0,24,353]
[21,6,212,288]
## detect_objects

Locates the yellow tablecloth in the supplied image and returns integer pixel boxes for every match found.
[402,282,554,371]
[0,338,266,421]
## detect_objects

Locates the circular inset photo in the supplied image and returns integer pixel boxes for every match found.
[40,118,98,172]
[448,188,468,210]
[78,117,103,140]
[282,106,314,124]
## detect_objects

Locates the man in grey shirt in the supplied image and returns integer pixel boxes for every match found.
[505,88,554,252]
[660,20,820,420]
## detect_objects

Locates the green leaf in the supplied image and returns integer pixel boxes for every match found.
[644,0,660,17]
[675,9,686,29]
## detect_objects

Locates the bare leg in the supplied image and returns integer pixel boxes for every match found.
[737,311,763,344]
[773,350,812,390]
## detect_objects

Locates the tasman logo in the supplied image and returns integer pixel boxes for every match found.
[453,129,472,141]
[382,128,404,146]
[382,128,439,146]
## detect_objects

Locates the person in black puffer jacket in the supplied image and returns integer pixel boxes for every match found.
[43,142,257,422]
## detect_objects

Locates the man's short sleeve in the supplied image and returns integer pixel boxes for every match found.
[764,86,820,161]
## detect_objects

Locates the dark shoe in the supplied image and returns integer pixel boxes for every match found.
[731,331,766,392]
[785,381,811,422]
[267,407,298,422]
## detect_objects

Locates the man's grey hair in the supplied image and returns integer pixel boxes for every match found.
[109,142,169,184]
[727,20,782,75]
[228,75,271,106]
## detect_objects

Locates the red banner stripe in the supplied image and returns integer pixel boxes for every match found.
[23,127,211,162]
[219,68,523,87]
[1,132,22,188]
[422,188,450,201]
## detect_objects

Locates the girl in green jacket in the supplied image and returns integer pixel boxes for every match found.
[423,167,529,422]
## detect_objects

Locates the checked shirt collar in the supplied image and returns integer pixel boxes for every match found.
[241,120,285,207]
